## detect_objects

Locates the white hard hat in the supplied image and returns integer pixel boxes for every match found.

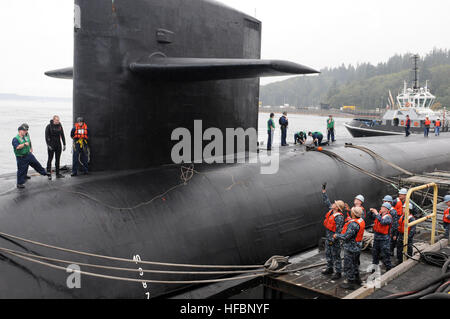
[399,188,408,195]
[355,195,365,203]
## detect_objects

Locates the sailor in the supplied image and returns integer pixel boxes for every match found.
[345,195,366,222]
[391,188,408,256]
[343,194,366,283]
[71,117,89,176]
[308,131,329,147]
[294,131,307,145]
[424,117,431,138]
[369,203,393,271]
[21,123,32,181]
[279,112,289,146]
[396,203,416,264]
[321,185,345,280]
[382,195,398,255]
[405,115,411,137]
[45,115,66,178]
[12,125,52,188]
[334,207,366,290]
[443,195,450,239]
[327,115,336,143]
[267,113,275,151]
[435,119,441,136]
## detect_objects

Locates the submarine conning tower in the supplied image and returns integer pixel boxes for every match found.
[49,0,318,171]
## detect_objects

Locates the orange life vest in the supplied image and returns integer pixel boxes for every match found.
[373,212,391,235]
[342,218,365,242]
[323,210,343,233]
[425,119,431,126]
[398,214,414,234]
[436,121,441,127]
[74,123,88,140]
[394,199,404,216]
[444,208,450,224]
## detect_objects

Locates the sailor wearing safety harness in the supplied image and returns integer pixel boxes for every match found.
[334,207,366,290]
[442,195,450,239]
[369,203,393,272]
[71,117,89,177]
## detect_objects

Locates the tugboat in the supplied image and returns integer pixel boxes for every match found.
[345,55,448,137]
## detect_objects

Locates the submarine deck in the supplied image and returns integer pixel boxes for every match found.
[1,133,449,191]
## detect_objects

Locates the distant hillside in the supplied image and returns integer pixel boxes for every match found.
[260,49,450,110]
[0,94,71,103]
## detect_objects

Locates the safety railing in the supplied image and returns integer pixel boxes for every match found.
[403,183,438,262]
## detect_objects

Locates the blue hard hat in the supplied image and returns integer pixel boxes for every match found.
[444,195,450,203]
[383,195,393,202]
[382,202,392,210]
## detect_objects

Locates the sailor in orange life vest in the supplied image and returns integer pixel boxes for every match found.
[334,207,366,290]
[390,188,408,256]
[424,117,431,138]
[70,117,89,177]
[396,203,417,264]
[368,203,393,271]
[321,184,345,280]
[344,195,366,222]
[435,118,441,137]
[343,194,366,283]
[443,195,450,239]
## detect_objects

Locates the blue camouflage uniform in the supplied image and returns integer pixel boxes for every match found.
[336,220,362,282]
[323,193,344,274]
[369,210,393,271]
[444,223,449,239]
[397,215,416,263]
[390,200,402,255]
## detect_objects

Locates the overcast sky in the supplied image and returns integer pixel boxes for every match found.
[1,0,449,98]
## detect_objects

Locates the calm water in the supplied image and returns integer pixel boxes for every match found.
[0,100,73,174]
[0,100,351,174]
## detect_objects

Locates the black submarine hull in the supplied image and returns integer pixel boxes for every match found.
[1,135,449,298]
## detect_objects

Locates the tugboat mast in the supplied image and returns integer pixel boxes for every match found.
[412,54,420,91]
